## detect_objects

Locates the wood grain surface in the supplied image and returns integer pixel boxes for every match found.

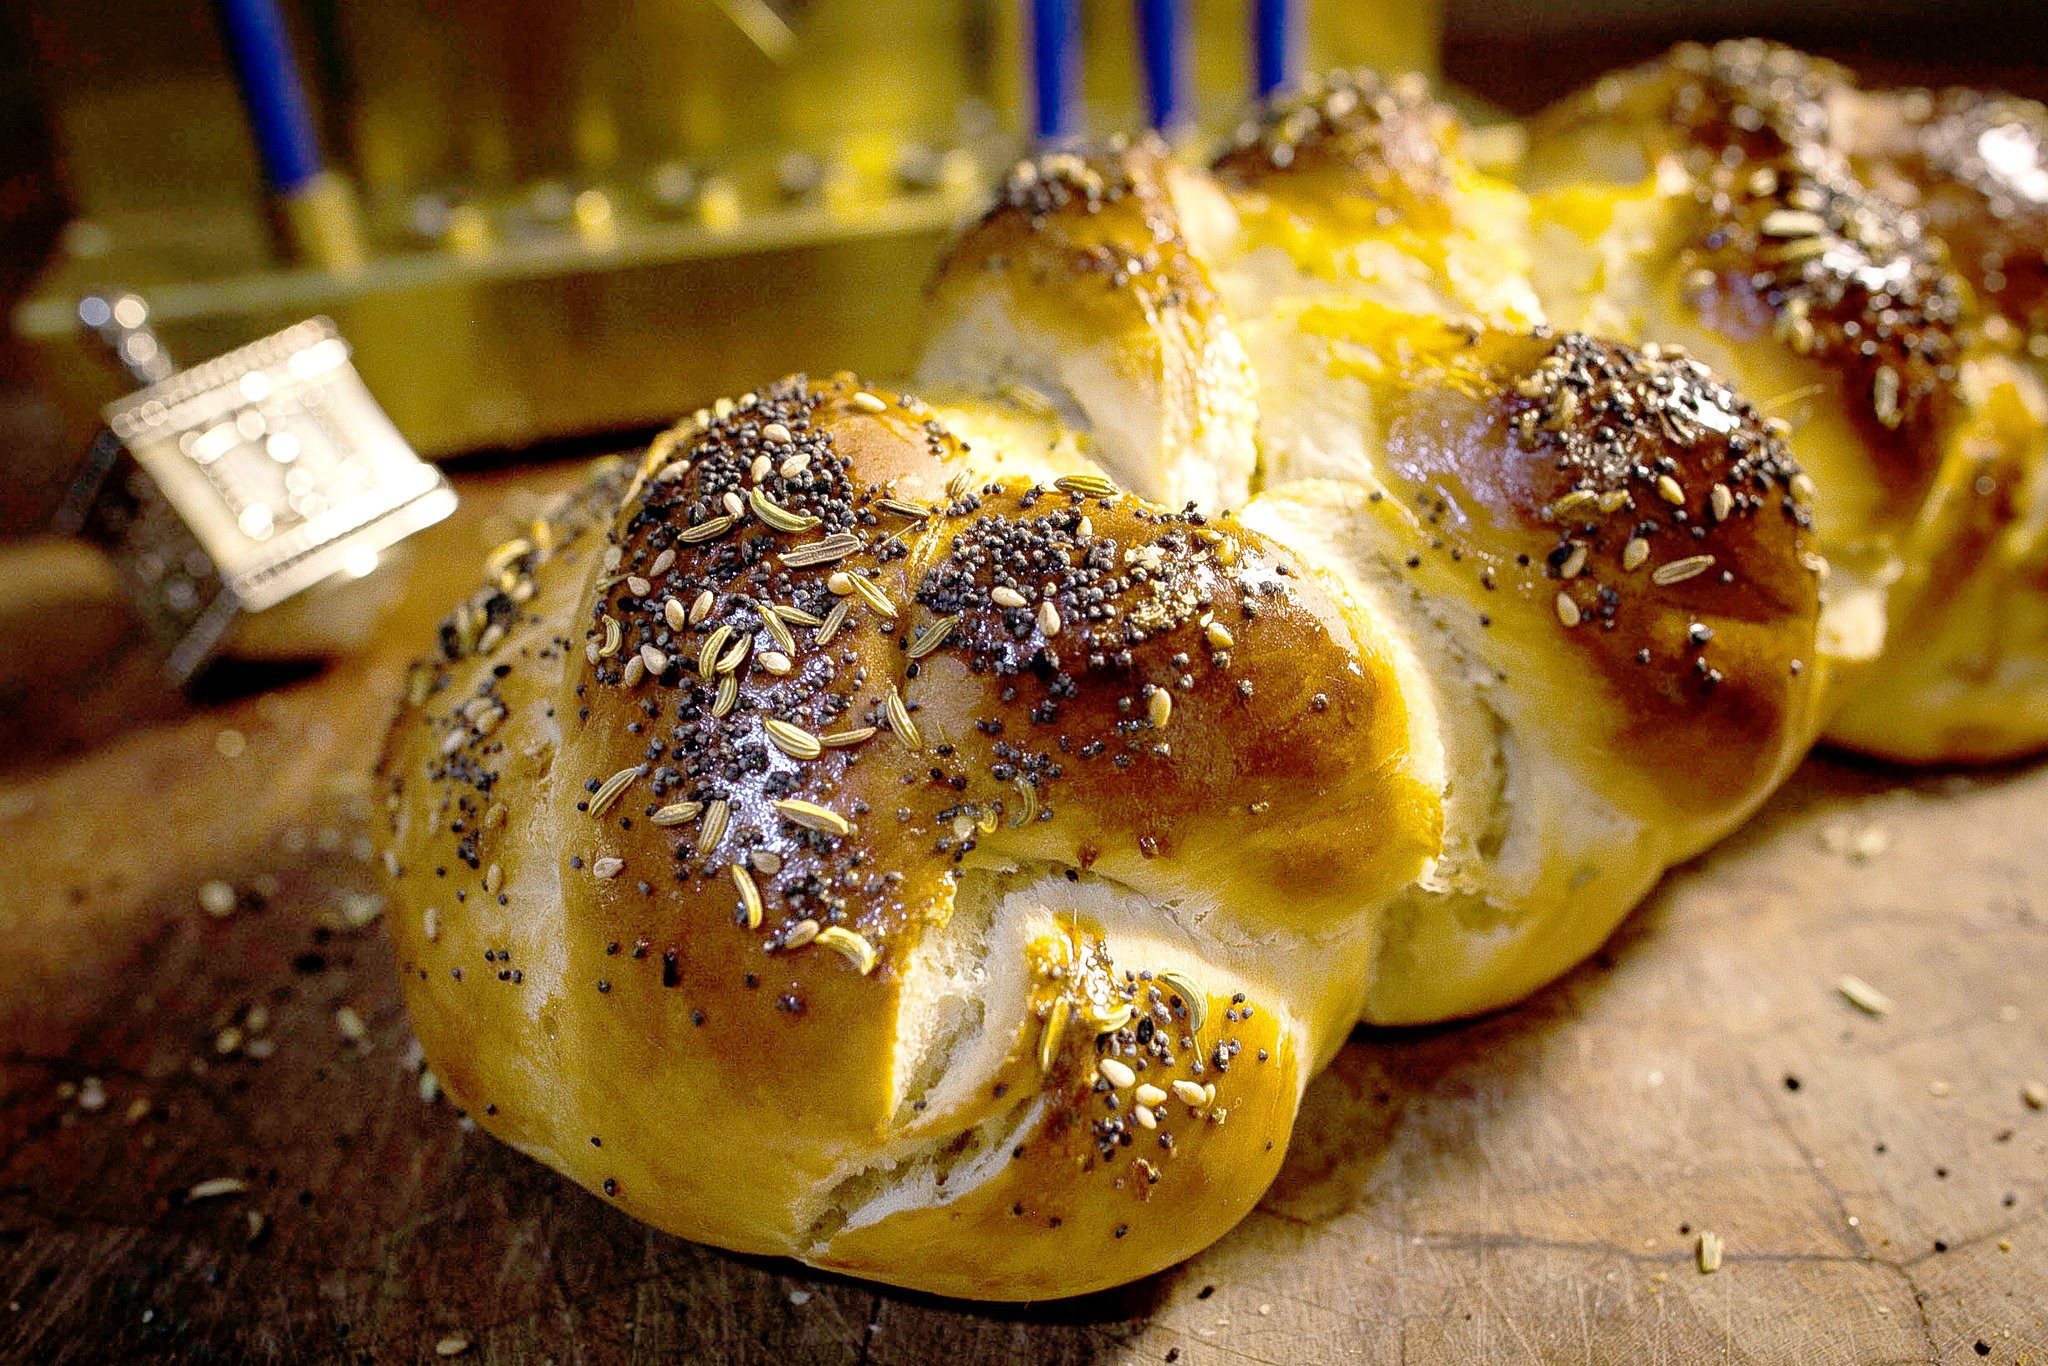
[0,464,2042,1365]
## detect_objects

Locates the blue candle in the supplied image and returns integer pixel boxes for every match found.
[216,0,324,193]
[1032,0,1080,140]
[1255,0,1295,98]
[1138,0,1185,131]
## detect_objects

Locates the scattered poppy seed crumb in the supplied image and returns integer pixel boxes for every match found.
[187,1177,249,1202]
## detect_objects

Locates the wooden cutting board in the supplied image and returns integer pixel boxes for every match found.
[0,464,2041,1364]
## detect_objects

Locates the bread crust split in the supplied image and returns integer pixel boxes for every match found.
[381,41,2048,1298]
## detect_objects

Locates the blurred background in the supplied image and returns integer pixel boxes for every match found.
[0,0,2040,712]
[4,0,2048,535]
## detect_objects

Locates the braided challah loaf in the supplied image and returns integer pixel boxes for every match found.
[381,45,2048,1298]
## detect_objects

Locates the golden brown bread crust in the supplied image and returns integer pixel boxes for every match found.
[921,141,1261,512]
[1843,87,2048,354]
[1372,326,1822,814]
[1211,68,1458,230]
[1238,322,1824,1024]
[1528,48,1968,521]
[1523,40,2048,762]
[380,373,1438,1298]
[817,943,1302,1299]
[1673,160,1966,524]
[945,142,1223,361]
[1525,39,1852,179]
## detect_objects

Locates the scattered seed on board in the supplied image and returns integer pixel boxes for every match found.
[1837,975,1893,1017]
[187,1177,249,1202]
[991,586,1028,609]
[1696,1231,1724,1274]
[198,880,236,918]
[1555,592,1582,627]
[1622,538,1650,571]
[1099,1058,1137,1089]
[592,856,625,879]
[851,391,888,413]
